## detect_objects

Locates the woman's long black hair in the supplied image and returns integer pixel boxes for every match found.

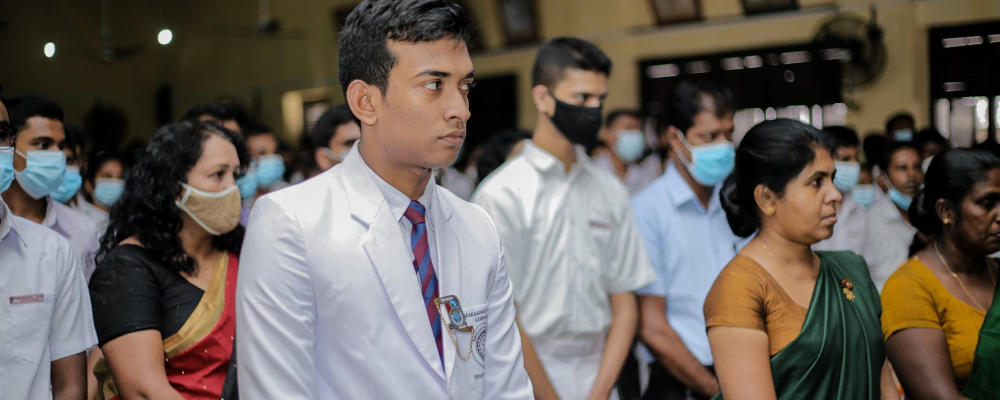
[96,120,249,274]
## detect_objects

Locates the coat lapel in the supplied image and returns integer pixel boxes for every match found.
[342,147,446,380]
[430,189,462,380]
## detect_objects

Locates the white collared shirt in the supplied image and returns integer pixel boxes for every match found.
[813,193,868,255]
[72,193,109,227]
[43,197,101,281]
[0,199,98,399]
[631,163,745,365]
[473,140,656,353]
[862,195,918,290]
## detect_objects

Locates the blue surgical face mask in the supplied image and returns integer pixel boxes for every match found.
[0,147,14,193]
[322,147,348,164]
[833,161,861,193]
[14,149,67,199]
[51,166,83,203]
[236,172,258,201]
[851,184,876,208]
[93,178,125,207]
[893,129,913,142]
[615,129,645,163]
[677,131,735,187]
[254,154,286,187]
[887,183,913,211]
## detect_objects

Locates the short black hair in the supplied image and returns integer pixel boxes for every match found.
[532,37,612,88]
[885,111,915,134]
[604,109,641,128]
[913,128,947,150]
[879,141,920,172]
[338,0,471,98]
[721,119,837,237]
[822,125,859,149]
[310,105,357,150]
[7,96,64,131]
[84,150,124,183]
[657,80,731,136]
[244,121,274,139]
[181,102,234,124]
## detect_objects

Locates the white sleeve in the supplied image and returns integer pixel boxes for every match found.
[470,190,526,297]
[477,208,534,400]
[604,190,656,294]
[237,197,317,399]
[49,239,97,360]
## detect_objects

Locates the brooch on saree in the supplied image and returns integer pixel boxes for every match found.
[841,279,856,302]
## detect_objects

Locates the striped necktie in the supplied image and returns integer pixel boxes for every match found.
[403,200,443,362]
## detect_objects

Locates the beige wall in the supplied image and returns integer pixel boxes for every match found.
[1,0,998,146]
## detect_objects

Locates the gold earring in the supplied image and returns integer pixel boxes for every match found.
[765,208,775,216]
[942,217,951,225]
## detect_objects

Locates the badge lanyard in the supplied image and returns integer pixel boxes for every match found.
[434,295,475,361]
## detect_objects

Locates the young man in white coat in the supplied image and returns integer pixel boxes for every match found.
[235,1,533,399]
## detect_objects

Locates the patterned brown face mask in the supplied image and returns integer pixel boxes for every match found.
[175,182,242,235]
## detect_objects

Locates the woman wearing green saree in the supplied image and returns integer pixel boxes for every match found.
[882,148,1000,399]
[705,119,897,399]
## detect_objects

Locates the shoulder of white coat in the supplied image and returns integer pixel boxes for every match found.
[256,168,342,218]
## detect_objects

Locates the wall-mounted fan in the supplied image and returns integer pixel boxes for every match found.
[813,6,887,90]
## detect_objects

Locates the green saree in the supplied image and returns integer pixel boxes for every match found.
[715,251,884,399]
[963,273,1000,399]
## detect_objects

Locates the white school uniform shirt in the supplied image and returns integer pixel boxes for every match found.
[472,140,655,400]
[813,193,868,255]
[43,197,101,281]
[72,193,109,227]
[0,199,97,399]
[591,152,662,197]
[862,195,918,290]
[236,146,532,400]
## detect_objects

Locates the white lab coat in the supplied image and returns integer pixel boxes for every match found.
[236,147,533,399]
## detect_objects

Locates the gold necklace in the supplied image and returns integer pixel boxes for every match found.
[933,242,996,311]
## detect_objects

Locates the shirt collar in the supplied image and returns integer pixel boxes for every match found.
[360,156,435,223]
[522,140,594,176]
[0,199,27,249]
[41,197,58,229]
[662,163,721,213]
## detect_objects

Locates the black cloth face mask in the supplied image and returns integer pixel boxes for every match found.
[548,90,602,147]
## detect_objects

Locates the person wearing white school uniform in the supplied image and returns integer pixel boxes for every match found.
[2,96,101,280]
[0,100,96,400]
[236,2,531,398]
[474,38,655,400]
[814,126,869,255]
[862,141,924,290]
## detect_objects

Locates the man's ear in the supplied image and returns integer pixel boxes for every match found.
[531,85,554,117]
[346,80,378,127]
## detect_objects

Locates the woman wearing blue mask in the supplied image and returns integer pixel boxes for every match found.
[863,141,924,290]
[75,151,125,225]
[89,120,248,400]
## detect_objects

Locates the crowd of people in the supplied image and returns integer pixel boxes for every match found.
[3,0,1000,399]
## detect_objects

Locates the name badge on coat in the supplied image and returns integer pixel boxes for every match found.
[436,295,489,394]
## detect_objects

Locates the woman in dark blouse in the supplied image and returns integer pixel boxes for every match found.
[89,120,248,400]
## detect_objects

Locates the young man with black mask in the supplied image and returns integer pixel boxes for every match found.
[473,37,655,400]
